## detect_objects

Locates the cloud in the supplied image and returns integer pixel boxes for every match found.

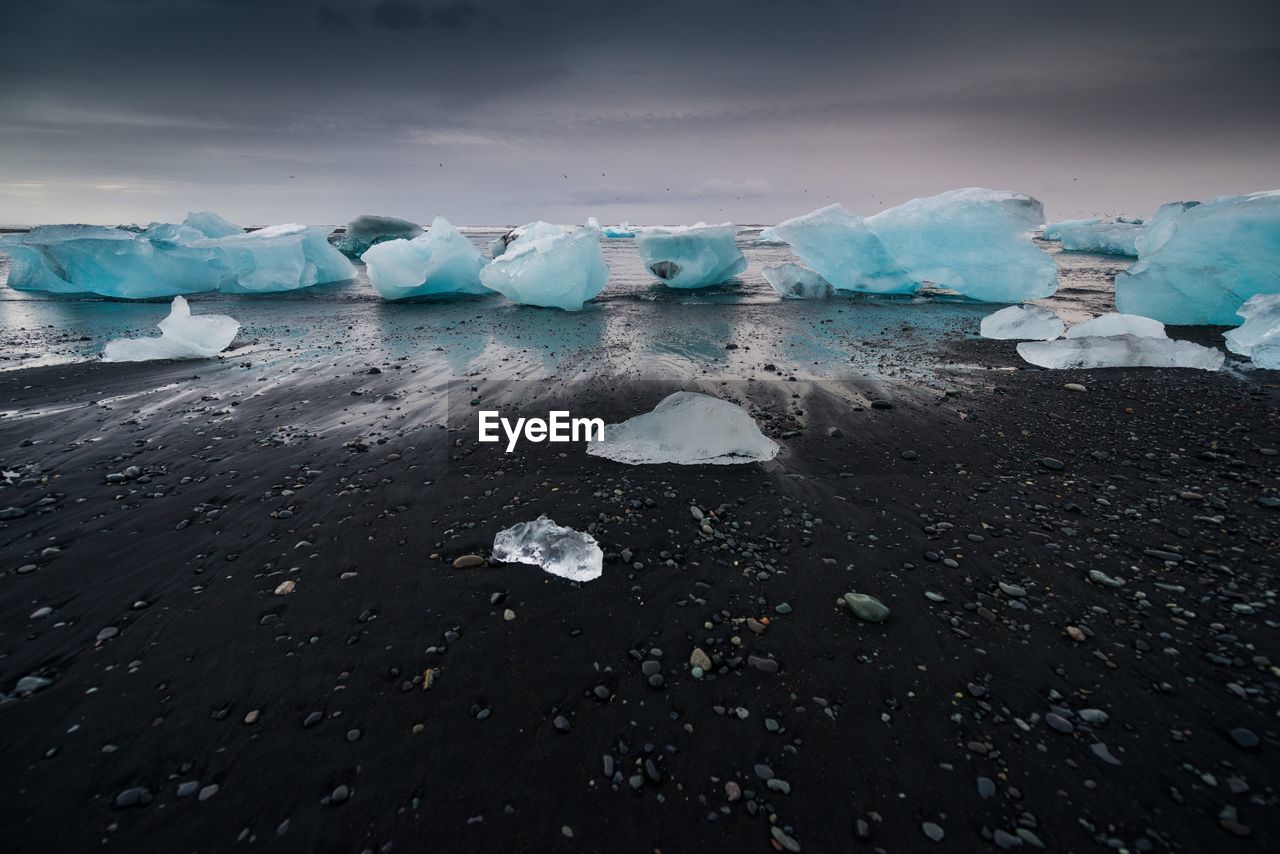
[371,0,494,31]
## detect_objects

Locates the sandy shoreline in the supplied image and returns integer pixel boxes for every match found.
[0,338,1277,852]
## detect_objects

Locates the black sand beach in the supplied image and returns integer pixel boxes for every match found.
[1,332,1277,852]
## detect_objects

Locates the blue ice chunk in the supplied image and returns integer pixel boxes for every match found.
[333,214,423,258]
[635,223,746,288]
[1116,191,1279,325]
[1050,220,1143,256]
[773,204,912,294]
[479,224,608,311]
[361,217,489,300]
[1042,218,1101,240]
[0,213,354,298]
[775,189,1057,302]
[979,305,1063,340]
[762,263,833,299]
[488,221,567,258]
[1224,293,1280,361]
[102,296,239,362]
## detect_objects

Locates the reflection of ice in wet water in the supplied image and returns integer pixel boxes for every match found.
[0,229,1120,377]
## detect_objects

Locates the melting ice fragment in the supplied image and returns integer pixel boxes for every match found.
[361,217,489,300]
[1225,294,1280,368]
[763,263,834,299]
[1042,218,1101,240]
[333,214,423,258]
[979,305,1063,340]
[755,226,786,245]
[636,223,747,288]
[492,518,603,582]
[586,217,635,238]
[479,224,609,311]
[1115,191,1280,324]
[775,188,1057,302]
[102,296,239,362]
[0,212,354,298]
[1065,312,1166,339]
[1049,220,1143,256]
[488,221,567,258]
[773,204,911,294]
[1017,336,1224,371]
[587,392,779,465]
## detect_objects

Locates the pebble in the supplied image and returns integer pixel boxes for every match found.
[1065,626,1085,642]
[1045,713,1074,734]
[1064,382,1087,392]
[922,821,945,842]
[553,715,572,733]
[839,592,890,622]
[1229,727,1259,751]
[453,554,485,569]
[1039,457,1065,471]
[690,647,712,671]
[115,787,152,808]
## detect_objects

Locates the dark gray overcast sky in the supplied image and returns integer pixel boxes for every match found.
[1,0,1277,225]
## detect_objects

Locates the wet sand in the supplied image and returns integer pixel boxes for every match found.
[1,330,1277,852]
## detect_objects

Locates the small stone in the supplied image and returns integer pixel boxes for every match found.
[1039,457,1065,471]
[244,710,260,725]
[1065,626,1085,642]
[1230,727,1259,751]
[274,580,296,595]
[115,787,152,808]
[503,609,516,621]
[453,554,485,569]
[1064,382,1087,393]
[922,822,945,842]
[839,592,890,622]
[553,715,572,733]
[690,647,712,671]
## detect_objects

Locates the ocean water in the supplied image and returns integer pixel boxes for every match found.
[0,228,1122,381]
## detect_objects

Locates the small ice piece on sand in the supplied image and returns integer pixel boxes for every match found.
[763,263,834,299]
[1017,336,1224,370]
[1224,293,1280,356]
[1065,312,1166,339]
[979,305,1063,340]
[492,518,603,582]
[361,217,489,300]
[587,391,779,465]
[102,296,239,362]
[1116,191,1279,324]
[479,224,609,311]
[636,223,747,288]
[333,214,423,258]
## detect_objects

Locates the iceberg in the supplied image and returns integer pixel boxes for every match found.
[1017,336,1224,370]
[635,223,747,289]
[1065,312,1166,339]
[102,296,239,362]
[755,226,786,245]
[1042,218,1101,240]
[492,518,603,582]
[763,263,834,299]
[1115,191,1279,325]
[1224,293,1280,360]
[361,217,489,300]
[775,189,1057,302]
[979,305,1063,340]
[332,214,423,258]
[1251,339,1280,369]
[1052,220,1143,256]
[479,224,609,311]
[0,212,355,298]
[587,391,779,465]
